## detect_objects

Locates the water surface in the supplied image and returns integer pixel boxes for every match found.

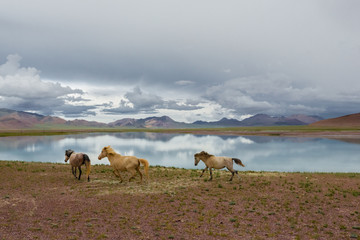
[0,132,359,172]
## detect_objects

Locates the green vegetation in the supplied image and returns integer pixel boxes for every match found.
[1,125,359,137]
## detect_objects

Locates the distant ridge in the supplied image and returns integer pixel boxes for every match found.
[193,114,322,127]
[310,113,360,127]
[0,108,324,129]
[0,108,102,129]
[192,117,242,127]
[108,116,188,128]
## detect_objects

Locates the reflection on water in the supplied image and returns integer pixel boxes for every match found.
[0,132,359,172]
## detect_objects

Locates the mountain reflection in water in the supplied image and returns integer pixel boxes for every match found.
[0,132,359,172]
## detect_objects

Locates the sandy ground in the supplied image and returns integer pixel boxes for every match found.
[0,161,359,240]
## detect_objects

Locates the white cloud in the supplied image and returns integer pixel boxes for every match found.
[0,54,82,99]
[0,54,22,76]
[0,54,91,116]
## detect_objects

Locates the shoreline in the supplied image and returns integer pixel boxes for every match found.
[2,160,360,174]
[1,126,360,139]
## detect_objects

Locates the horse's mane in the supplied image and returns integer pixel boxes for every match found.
[197,151,214,158]
[65,149,74,157]
[104,146,117,155]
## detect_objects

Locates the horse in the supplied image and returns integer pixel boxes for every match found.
[64,149,91,182]
[98,146,149,183]
[194,151,245,181]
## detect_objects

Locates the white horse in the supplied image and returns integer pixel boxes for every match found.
[194,151,245,181]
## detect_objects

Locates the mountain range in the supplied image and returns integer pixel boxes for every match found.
[1,108,354,130]
[193,114,322,127]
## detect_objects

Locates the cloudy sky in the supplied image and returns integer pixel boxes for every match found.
[1,0,359,123]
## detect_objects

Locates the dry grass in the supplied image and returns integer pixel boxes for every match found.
[0,161,360,239]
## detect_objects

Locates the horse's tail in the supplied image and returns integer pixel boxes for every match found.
[232,158,245,167]
[139,158,149,178]
[83,154,91,182]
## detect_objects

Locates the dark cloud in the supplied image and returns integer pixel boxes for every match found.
[1,1,360,121]
[203,76,350,117]
[103,87,203,115]
[55,105,96,118]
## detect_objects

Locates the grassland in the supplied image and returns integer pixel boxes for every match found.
[1,161,359,239]
[1,125,360,138]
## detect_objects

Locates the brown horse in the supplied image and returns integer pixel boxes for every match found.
[98,146,149,183]
[194,151,245,181]
[64,149,91,182]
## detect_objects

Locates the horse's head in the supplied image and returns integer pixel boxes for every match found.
[194,154,201,166]
[194,151,204,166]
[98,146,111,160]
[64,149,74,162]
[194,151,210,166]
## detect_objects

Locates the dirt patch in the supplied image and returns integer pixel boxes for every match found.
[1,161,360,239]
[94,177,198,195]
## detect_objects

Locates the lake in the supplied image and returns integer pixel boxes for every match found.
[0,132,359,172]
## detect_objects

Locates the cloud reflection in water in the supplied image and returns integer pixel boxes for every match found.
[0,133,358,172]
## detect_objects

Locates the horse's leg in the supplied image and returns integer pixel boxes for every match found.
[136,166,143,183]
[113,170,123,182]
[85,162,90,182]
[78,166,82,180]
[209,168,213,181]
[233,169,241,182]
[226,166,236,181]
[85,165,90,182]
[229,171,235,181]
[128,168,138,182]
[118,171,123,183]
[72,167,77,178]
[200,167,208,177]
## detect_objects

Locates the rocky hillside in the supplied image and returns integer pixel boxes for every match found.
[310,113,360,127]
[0,109,65,129]
[0,108,103,129]
[108,116,189,128]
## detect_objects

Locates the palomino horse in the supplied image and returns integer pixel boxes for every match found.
[64,149,91,182]
[194,151,245,181]
[98,146,149,183]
